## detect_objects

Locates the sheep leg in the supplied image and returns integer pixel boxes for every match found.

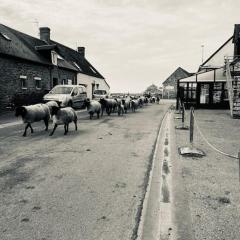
[23,123,30,137]
[49,124,57,136]
[74,119,78,131]
[64,124,68,135]
[44,118,48,131]
[29,123,34,133]
[97,111,100,119]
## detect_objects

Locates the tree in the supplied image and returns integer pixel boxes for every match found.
[144,84,160,96]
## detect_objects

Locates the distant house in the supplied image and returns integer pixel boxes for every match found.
[162,67,192,98]
[177,24,240,112]
[0,24,109,111]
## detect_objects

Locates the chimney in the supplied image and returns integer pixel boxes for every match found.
[77,47,85,57]
[233,24,240,56]
[39,27,51,43]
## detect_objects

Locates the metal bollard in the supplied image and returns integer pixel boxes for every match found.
[238,151,240,183]
[182,103,185,128]
[190,107,194,147]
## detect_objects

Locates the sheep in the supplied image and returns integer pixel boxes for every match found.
[115,98,125,116]
[130,99,139,112]
[49,106,77,136]
[15,103,50,137]
[99,98,117,116]
[45,101,59,115]
[122,96,131,113]
[84,98,102,119]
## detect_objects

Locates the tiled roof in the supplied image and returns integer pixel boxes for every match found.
[0,24,52,65]
[0,24,104,79]
[52,41,105,79]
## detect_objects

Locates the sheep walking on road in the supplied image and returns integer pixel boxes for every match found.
[15,104,50,137]
[115,98,125,116]
[130,99,139,112]
[99,98,117,116]
[49,106,77,136]
[84,99,102,119]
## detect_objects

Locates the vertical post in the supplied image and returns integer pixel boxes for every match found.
[238,151,240,182]
[190,107,194,146]
[182,103,185,128]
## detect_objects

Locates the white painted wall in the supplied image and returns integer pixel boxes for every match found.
[203,39,234,68]
[77,73,110,99]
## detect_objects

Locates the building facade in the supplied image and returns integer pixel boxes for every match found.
[0,24,108,111]
[177,24,240,112]
[162,67,192,99]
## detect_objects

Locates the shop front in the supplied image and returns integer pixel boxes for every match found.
[177,68,229,109]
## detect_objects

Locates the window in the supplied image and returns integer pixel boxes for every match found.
[20,75,27,89]
[62,79,67,85]
[188,83,197,99]
[34,77,42,89]
[73,62,82,71]
[51,51,58,65]
[0,32,11,41]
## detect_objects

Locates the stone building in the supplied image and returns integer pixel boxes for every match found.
[0,24,109,111]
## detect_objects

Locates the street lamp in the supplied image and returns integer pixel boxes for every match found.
[201,45,204,64]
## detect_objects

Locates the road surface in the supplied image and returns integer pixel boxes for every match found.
[0,101,171,240]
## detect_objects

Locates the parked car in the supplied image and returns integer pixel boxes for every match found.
[43,85,87,108]
[92,89,110,100]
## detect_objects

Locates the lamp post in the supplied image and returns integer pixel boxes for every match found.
[201,45,204,64]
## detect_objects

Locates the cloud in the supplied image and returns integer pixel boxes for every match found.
[0,0,240,92]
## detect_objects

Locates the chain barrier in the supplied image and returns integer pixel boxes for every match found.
[192,110,238,160]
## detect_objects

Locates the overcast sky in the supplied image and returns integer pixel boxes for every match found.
[1,0,240,92]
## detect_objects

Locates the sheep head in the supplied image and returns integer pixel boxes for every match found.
[84,98,91,108]
[51,106,60,116]
[15,106,27,117]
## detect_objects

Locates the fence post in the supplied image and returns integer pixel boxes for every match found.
[190,107,194,147]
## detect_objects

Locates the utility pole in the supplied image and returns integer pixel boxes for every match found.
[201,45,204,63]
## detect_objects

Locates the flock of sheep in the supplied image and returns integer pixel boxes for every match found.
[15,95,160,136]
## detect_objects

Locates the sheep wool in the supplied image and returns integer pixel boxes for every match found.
[23,104,50,123]
[53,107,77,125]
[88,101,101,113]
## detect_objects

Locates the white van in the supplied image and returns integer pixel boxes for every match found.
[92,89,110,100]
[43,85,87,108]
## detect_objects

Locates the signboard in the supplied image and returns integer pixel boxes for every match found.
[232,76,240,118]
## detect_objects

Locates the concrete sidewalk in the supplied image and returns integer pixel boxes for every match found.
[174,109,240,240]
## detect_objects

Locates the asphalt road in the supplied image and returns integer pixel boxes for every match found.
[0,102,171,240]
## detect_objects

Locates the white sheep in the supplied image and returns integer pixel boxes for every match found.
[15,104,50,136]
[49,106,78,136]
[84,99,102,119]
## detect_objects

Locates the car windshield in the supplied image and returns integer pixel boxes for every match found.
[94,90,107,95]
[50,86,73,94]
